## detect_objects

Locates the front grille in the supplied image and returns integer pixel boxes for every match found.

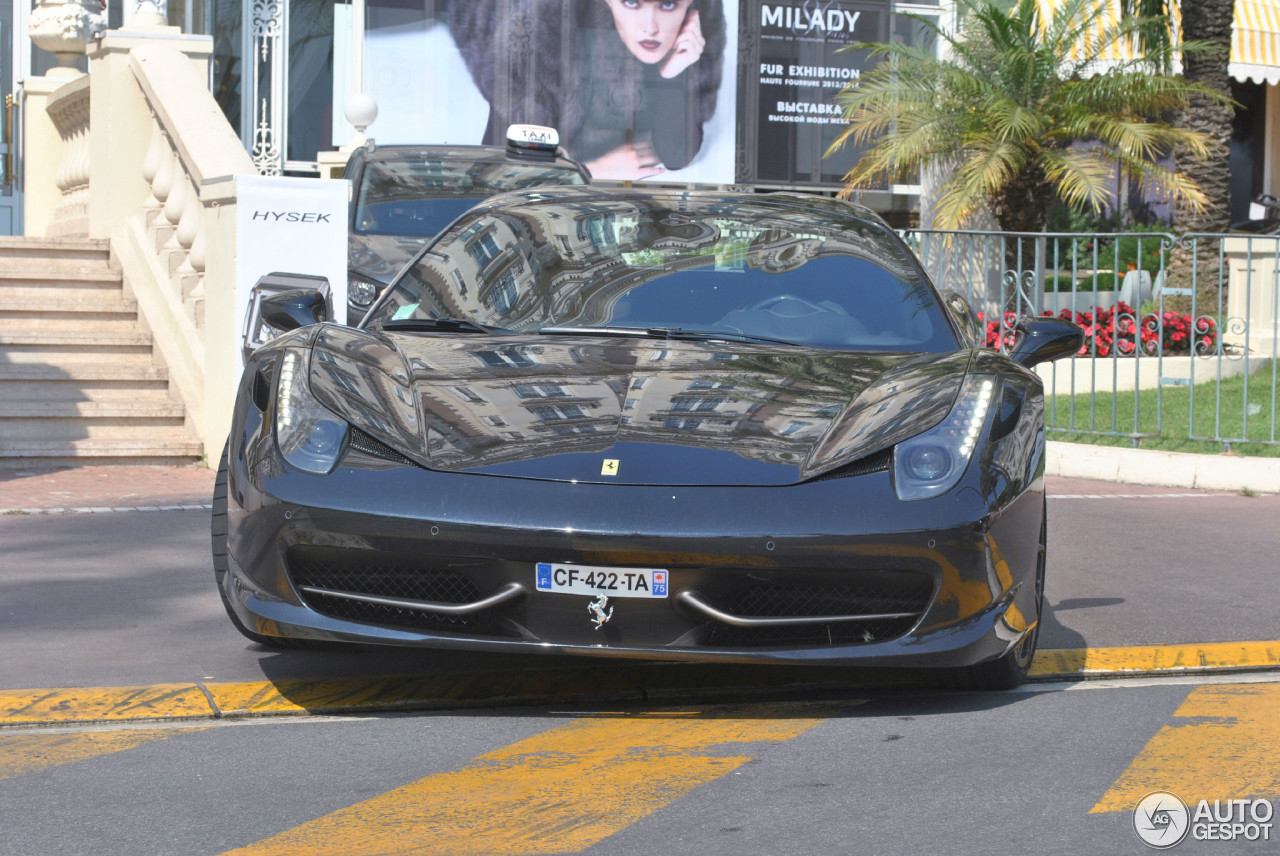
[702,575,933,647]
[287,547,515,636]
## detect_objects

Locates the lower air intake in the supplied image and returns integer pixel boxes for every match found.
[702,576,933,647]
[287,547,515,636]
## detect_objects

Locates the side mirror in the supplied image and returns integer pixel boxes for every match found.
[1008,316,1084,368]
[260,288,331,331]
[242,273,334,362]
[942,290,983,347]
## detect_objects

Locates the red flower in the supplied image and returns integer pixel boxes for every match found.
[978,305,1216,356]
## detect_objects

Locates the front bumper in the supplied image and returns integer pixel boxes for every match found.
[223,440,1044,669]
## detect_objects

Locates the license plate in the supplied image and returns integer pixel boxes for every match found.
[535,563,668,598]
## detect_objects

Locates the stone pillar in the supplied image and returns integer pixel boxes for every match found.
[21,77,66,237]
[200,177,240,451]
[24,0,104,236]
[1223,235,1280,358]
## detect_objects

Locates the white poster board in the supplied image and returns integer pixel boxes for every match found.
[234,176,349,377]
[362,3,739,185]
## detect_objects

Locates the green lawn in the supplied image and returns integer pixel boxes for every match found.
[1045,360,1280,457]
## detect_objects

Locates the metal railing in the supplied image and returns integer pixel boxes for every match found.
[900,229,1280,451]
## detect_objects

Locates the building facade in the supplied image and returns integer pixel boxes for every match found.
[4,0,1280,235]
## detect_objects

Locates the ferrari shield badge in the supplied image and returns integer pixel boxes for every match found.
[601,459,620,476]
[588,594,613,629]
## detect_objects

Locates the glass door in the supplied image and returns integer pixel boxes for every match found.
[1,3,21,235]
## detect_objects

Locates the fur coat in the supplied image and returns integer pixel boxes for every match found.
[448,0,726,170]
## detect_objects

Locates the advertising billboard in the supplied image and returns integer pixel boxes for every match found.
[736,0,889,186]
[365,0,739,185]
[361,0,889,190]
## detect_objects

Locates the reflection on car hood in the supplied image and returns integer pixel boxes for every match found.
[308,326,972,486]
[348,233,430,283]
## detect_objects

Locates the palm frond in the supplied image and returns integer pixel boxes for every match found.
[1040,147,1114,211]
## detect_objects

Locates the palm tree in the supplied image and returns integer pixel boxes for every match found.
[1120,0,1235,233]
[828,0,1231,234]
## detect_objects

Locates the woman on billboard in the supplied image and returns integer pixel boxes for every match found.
[450,0,727,181]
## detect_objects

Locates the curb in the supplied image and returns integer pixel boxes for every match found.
[0,504,212,516]
[3,642,1277,728]
[1026,640,1280,680]
[1046,441,1280,493]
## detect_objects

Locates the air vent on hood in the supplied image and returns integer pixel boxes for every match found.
[349,428,422,468]
[808,448,893,483]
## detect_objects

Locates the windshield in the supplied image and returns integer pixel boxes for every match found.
[365,193,957,352]
[354,153,586,237]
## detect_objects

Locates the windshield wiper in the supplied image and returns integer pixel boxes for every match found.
[657,328,803,347]
[382,317,509,335]
[538,325,801,347]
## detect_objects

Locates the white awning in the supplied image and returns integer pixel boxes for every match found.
[1034,0,1166,74]
[1035,0,1280,85]
[1231,0,1280,85]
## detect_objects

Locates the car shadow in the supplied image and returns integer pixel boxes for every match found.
[243,642,1049,721]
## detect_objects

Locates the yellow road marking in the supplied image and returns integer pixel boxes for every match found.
[0,684,214,725]
[217,704,830,856]
[0,728,209,780]
[0,641,1277,727]
[1030,641,1280,678]
[1091,682,1280,813]
[207,678,417,716]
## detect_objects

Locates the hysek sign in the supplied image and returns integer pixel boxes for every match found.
[250,210,334,224]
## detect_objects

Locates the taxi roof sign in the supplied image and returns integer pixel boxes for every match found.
[506,124,560,153]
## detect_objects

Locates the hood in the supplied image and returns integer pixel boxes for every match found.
[348,233,431,284]
[308,326,971,486]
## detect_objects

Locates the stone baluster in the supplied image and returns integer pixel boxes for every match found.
[162,154,186,240]
[176,176,200,253]
[151,141,174,217]
[141,124,165,209]
[189,217,207,275]
[184,206,208,326]
[45,78,91,237]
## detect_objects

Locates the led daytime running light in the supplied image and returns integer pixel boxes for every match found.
[277,350,301,431]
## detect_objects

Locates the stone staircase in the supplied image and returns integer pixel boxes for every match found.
[0,237,203,469]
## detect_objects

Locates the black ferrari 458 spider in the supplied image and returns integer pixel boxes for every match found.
[213,186,1082,689]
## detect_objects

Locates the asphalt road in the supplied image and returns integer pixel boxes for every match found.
[1,478,1278,855]
[2,676,1278,855]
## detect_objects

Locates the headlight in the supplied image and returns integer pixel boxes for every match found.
[892,375,997,501]
[348,275,381,308]
[275,348,348,474]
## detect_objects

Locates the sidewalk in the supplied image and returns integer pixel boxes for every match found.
[0,463,215,512]
[0,441,1275,513]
